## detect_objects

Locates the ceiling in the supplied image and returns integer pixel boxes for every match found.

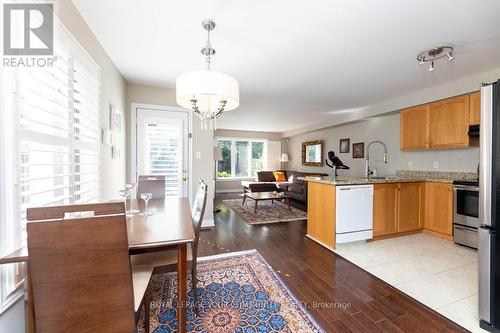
[72,0,500,133]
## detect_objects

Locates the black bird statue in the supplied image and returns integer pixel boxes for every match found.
[325,151,350,176]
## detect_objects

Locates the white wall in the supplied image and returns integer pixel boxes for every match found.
[0,0,127,329]
[126,83,214,225]
[287,112,480,177]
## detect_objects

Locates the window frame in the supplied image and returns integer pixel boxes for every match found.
[216,137,268,180]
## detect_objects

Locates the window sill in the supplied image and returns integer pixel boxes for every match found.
[0,286,23,316]
[216,177,256,182]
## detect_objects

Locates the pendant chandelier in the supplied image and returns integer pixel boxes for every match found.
[176,19,239,130]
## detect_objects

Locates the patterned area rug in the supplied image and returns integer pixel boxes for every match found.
[222,199,307,225]
[137,250,323,333]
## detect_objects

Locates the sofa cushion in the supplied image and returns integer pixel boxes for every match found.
[288,185,303,194]
[257,171,276,182]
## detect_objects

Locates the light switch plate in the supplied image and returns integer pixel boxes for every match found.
[196,152,202,159]
[407,161,414,169]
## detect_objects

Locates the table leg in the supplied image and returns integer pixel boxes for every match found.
[242,195,246,205]
[287,198,291,210]
[177,243,187,333]
[254,200,258,213]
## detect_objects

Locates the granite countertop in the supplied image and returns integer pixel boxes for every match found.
[297,176,454,185]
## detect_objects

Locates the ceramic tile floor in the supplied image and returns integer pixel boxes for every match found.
[334,233,486,332]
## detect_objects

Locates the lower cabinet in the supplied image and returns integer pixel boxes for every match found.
[424,182,453,236]
[398,182,424,232]
[373,182,424,237]
[373,184,398,237]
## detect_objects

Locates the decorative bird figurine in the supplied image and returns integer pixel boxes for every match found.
[325,151,350,176]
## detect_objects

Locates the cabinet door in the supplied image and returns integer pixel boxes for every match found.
[429,95,470,148]
[424,182,453,235]
[469,91,481,125]
[398,182,423,232]
[373,184,398,237]
[400,105,430,150]
[307,182,336,248]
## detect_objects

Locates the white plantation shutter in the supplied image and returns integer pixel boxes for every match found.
[265,140,282,171]
[145,119,183,196]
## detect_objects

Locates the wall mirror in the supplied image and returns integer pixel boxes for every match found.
[302,140,323,166]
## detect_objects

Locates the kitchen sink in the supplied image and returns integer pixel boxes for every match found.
[365,177,398,181]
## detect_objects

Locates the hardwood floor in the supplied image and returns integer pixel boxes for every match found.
[194,194,467,332]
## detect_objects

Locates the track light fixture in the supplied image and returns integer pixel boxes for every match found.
[417,46,455,72]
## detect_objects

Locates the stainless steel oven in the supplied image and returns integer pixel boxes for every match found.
[453,180,479,249]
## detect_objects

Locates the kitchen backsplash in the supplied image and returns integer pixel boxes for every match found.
[396,170,479,181]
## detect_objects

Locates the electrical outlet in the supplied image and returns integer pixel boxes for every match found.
[433,161,439,169]
[407,161,414,169]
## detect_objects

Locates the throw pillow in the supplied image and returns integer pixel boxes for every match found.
[273,171,287,182]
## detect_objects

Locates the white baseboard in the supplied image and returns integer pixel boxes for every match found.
[202,218,215,228]
[216,189,242,194]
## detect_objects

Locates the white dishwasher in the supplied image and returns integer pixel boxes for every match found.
[335,185,374,243]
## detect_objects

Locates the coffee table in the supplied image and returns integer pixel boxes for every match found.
[242,191,291,213]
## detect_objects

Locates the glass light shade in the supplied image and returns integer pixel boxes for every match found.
[176,70,239,113]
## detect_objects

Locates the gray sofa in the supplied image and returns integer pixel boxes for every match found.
[241,170,327,203]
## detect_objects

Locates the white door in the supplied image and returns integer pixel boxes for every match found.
[136,108,189,197]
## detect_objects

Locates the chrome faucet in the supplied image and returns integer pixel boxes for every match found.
[365,140,388,178]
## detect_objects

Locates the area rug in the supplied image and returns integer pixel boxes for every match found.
[137,250,324,333]
[222,199,307,225]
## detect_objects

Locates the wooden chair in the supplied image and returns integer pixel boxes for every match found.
[137,175,166,200]
[130,180,208,319]
[26,202,136,333]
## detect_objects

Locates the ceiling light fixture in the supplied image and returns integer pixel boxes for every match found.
[417,46,455,72]
[176,19,239,130]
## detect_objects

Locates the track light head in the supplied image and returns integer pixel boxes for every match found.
[428,61,434,72]
[446,52,455,61]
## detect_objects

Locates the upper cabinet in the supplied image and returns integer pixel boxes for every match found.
[469,91,481,125]
[400,92,478,150]
[400,104,430,150]
[429,95,470,148]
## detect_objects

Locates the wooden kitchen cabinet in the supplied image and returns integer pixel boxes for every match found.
[469,91,481,125]
[373,184,398,237]
[424,182,453,236]
[397,182,423,232]
[400,104,430,150]
[429,95,470,148]
[307,182,336,249]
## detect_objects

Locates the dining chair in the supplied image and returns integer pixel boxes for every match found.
[137,175,166,200]
[26,202,136,333]
[130,180,208,317]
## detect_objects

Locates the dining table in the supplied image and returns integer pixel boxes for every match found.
[0,197,194,333]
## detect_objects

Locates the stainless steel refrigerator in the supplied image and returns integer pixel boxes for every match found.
[479,79,500,332]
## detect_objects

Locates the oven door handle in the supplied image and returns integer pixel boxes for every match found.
[453,185,479,191]
[454,225,478,233]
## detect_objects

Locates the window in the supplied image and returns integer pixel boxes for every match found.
[0,20,101,311]
[216,138,281,178]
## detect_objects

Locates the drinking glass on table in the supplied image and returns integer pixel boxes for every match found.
[125,183,140,214]
[139,193,153,216]
[118,189,133,218]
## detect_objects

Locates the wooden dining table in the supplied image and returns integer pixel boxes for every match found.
[0,197,194,333]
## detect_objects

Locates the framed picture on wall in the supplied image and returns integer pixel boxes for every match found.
[339,138,350,153]
[352,142,364,158]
